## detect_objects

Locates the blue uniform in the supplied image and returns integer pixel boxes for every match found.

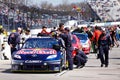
[75,50,88,68]
[8,32,21,54]
[98,33,112,67]
[60,33,73,70]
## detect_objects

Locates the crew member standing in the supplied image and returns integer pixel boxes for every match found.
[92,26,102,58]
[57,23,65,33]
[98,28,112,67]
[59,27,73,70]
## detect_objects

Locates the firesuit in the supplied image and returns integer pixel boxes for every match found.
[98,30,112,67]
[74,49,88,68]
[8,32,21,54]
[60,27,73,70]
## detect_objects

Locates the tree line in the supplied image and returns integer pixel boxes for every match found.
[1,0,100,21]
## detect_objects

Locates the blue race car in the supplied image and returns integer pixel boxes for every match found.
[11,37,66,72]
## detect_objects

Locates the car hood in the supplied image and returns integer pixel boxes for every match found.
[13,48,61,61]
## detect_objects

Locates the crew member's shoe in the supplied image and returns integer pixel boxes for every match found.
[105,65,108,67]
[76,65,80,69]
[117,44,119,47]
[101,64,104,67]
[80,64,85,68]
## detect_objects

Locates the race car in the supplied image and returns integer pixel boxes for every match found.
[11,37,66,72]
[71,35,82,57]
[73,33,91,54]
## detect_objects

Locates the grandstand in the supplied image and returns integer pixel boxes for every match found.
[88,0,120,21]
[0,0,100,31]
[0,1,71,31]
[0,0,106,31]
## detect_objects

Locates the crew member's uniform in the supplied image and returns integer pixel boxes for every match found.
[98,33,112,67]
[8,32,20,54]
[60,32,73,70]
[74,50,88,68]
[92,29,102,52]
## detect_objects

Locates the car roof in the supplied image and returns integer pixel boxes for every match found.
[73,33,88,36]
[73,32,87,35]
[26,37,55,41]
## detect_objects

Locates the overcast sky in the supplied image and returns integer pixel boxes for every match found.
[29,0,85,6]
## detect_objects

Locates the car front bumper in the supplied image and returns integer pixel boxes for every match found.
[82,47,90,54]
[11,60,61,72]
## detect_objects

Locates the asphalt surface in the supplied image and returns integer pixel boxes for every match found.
[0,47,120,80]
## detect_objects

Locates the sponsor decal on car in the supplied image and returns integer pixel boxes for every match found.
[25,60,42,63]
[17,49,57,55]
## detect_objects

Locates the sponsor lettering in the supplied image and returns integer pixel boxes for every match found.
[17,49,57,55]
[25,60,42,63]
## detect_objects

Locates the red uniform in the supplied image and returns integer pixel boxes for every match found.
[92,30,102,42]
[40,30,49,34]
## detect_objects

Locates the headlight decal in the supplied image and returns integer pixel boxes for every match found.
[46,55,57,59]
[13,54,21,59]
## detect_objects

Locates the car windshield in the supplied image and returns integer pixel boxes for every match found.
[75,34,87,40]
[22,38,59,49]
